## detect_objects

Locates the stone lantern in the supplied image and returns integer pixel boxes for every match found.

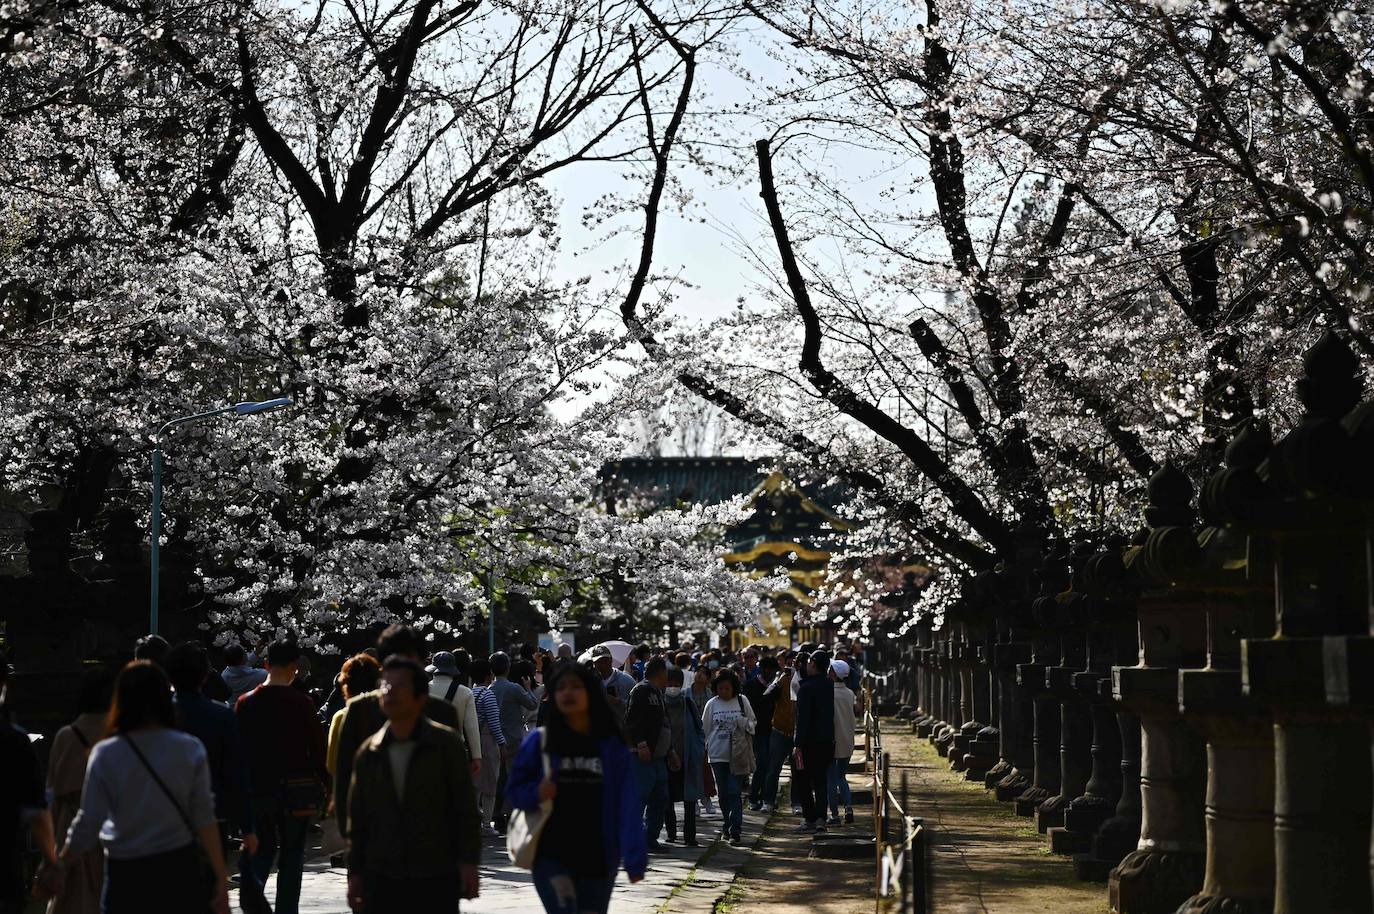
[1073,537,1143,881]
[1013,549,1068,816]
[1109,461,1208,913]
[987,562,1038,799]
[1037,544,1096,836]
[1049,540,1132,857]
[1232,333,1373,914]
[958,571,1001,780]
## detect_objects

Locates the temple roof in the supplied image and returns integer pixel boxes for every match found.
[600,457,769,509]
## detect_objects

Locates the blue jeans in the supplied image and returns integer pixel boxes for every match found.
[532,858,616,914]
[250,802,310,914]
[710,762,743,838]
[747,731,772,804]
[828,757,853,815]
[634,758,669,843]
[762,730,790,806]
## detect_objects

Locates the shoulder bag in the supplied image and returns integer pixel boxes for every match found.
[122,735,218,910]
[505,728,553,869]
[729,718,757,776]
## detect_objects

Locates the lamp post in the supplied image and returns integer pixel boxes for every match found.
[485,567,498,656]
[150,398,292,635]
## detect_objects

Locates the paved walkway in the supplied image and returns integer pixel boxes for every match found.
[237,803,778,914]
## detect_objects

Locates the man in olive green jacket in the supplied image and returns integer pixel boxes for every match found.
[334,625,461,836]
[347,658,480,912]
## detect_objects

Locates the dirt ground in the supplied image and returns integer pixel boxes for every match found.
[721,800,875,914]
[722,721,1112,914]
[881,721,1111,914]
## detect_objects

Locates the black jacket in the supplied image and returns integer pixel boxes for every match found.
[794,673,835,747]
[742,677,776,733]
[625,681,668,756]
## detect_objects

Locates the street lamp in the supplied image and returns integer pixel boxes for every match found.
[150,398,293,635]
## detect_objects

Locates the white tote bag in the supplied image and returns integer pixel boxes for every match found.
[506,728,553,869]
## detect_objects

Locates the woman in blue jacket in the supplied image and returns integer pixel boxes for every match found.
[506,663,647,914]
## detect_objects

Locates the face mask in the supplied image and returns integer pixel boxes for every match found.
[707,660,720,670]
[665,687,682,698]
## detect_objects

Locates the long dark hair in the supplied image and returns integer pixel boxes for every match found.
[107,660,176,735]
[543,663,620,752]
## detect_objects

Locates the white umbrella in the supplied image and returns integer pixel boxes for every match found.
[585,639,635,667]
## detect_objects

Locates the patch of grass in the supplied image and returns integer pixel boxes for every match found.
[711,876,747,914]
[654,866,698,914]
[654,835,729,913]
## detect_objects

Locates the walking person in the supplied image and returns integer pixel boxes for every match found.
[591,646,635,731]
[687,665,718,817]
[43,667,113,914]
[828,660,858,825]
[741,648,760,684]
[742,656,778,811]
[3,656,58,914]
[489,652,538,832]
[345,658,480,913]
[326,654,382,781]
[662,667,704,846]
[469,659,506,836]
[235,641,328,914]
[625,657,674,851]
[220,644,267,704]
[761,655,795,814]
[59,660,230,914]
[793,651,835,834]
[427,651,482,779]
[333,626,459,835]
[787,651,808,814]
[701,669,755,846]
[165,643,261,907]
[505,663,646,914]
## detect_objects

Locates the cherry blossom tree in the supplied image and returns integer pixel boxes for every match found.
[622,0,1374,634]
[1,0,783,647]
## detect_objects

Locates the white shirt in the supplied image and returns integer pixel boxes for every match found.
[832,683,858,759]
[701,695,756,763]
[387,740,416,798]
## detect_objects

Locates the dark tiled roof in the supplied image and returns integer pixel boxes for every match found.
[599,456,851,511]
[600,457,769,508]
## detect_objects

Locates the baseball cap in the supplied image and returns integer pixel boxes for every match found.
[830,659,850,679]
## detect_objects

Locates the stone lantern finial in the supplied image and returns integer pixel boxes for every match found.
[1144,459,1194,530]
[1296,330,1362,420]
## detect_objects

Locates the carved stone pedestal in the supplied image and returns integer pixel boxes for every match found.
[962,647,999,779]
[1246,639,1373,914]
[1038,667,1093,834]
[1075,708,1142,882]
[989,641,1033,795]
[1274,712,1370,914]
[1015,689,1062,816]
[1052,679,1123,855]
[1109,655,1206,913]
[950,647,981,771]
[1174,670,1274,914]
[931,638,956,752]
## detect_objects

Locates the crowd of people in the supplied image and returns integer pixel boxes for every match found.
[1,629,864,914]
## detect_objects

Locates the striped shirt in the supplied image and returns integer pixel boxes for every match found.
[472,685,505,746]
